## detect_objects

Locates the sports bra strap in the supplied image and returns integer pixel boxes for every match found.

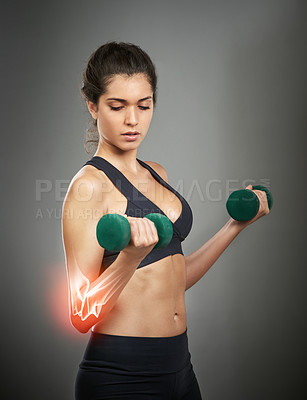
[83,156,135,200]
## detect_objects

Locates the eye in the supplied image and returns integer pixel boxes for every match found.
[110,106,123,111]
[109,106,151,111]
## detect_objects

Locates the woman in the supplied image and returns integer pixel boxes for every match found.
[62,41,270,400]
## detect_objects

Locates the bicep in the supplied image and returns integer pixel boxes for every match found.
[62,177,107,293]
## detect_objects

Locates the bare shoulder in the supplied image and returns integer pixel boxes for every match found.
[144,161,168,183]
[62,164,110,211]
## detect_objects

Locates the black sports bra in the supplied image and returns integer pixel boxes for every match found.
[83,156,193,269]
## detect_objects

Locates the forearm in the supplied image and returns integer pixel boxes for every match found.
[70,251,142,333]
[185,218,247,291]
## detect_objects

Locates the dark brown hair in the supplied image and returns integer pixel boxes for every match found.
[80,41,158,154]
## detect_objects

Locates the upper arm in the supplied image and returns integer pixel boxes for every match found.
[145,161,168,183]
[61,173,107,293]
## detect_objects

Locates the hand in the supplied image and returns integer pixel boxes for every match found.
[120,214,159,261]
[229,184,270,229]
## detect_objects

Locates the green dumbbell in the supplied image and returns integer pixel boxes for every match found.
[226,185,273,221]
[96,213,173,252]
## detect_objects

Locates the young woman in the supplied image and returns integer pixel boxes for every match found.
[62,41,270,400]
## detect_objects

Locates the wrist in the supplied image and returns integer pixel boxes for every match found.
[118,249,143,267]
[226,217,249,234]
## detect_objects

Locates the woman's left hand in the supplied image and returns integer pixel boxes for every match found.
[229,184,270,229]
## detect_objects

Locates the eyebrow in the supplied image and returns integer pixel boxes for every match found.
[106,96,152,103]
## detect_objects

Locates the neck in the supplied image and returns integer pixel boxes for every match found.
[94,144,140,174]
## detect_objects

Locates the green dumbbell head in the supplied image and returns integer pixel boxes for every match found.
[226,189,259,221]
[144,213,173,249]
[96,213,131,252]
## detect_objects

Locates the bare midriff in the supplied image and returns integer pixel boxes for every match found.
[92,253,187,337]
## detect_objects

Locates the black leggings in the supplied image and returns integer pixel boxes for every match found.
[75,328,202,400]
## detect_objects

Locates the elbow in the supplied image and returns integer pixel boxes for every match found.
[72,321,91,334]
[69,298,115,334]
[70,316,90,334]
[70,313,98,334]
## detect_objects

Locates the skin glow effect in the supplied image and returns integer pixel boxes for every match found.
[69,256,132,333]
[87,73,154,153]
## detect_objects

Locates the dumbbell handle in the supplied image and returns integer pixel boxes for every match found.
[226,185,273,221]
[96,213,173,252]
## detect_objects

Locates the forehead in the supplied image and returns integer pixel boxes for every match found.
[104,73,152,97]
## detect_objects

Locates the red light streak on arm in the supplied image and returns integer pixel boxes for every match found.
[66,252,141,333]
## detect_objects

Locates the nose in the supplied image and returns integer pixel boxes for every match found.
[124,106,138,127]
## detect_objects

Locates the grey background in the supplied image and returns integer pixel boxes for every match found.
[1,0,306,399]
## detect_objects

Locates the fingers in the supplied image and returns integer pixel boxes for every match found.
[128,218,140,246]
[126,215,159,248]
[244,186,270,216]
[139,218,156,246]
[145,217,159,241]
[116,212,159,247]
[257,190,270,215]
[252,190,270,215]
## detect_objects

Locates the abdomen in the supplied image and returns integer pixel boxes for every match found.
[92,254,187,337]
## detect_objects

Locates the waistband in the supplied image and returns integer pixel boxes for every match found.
[79,328,191,375]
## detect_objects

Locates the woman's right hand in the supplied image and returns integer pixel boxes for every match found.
[119,214,159,261]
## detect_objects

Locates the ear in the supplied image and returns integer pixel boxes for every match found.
[87,100,98,120]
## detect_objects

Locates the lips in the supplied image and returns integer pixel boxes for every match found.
[122,131,140,135]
